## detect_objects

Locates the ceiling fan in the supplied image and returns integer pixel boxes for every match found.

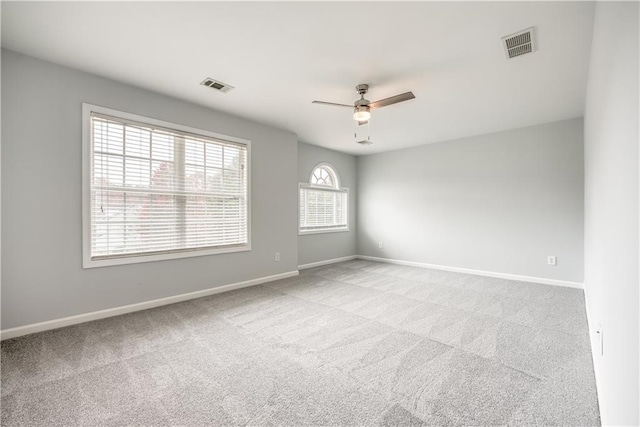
[312,84,415,125]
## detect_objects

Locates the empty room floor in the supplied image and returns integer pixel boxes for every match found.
[1,260,599,426]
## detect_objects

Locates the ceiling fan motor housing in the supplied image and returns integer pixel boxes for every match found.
[355,84,371,107]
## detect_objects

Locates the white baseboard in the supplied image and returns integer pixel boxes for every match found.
[298,255,357,270]
[357,255,584,289]
[582,287,605,423]
[0,270,299,341]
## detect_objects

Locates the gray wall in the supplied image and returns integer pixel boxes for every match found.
[1,49,298,329]
[297,142,357,266]
[583,2,639,425]
[358,118,584,282]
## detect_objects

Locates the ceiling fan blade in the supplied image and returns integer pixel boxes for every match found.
[369,92,415,110]
[312,100,354,108]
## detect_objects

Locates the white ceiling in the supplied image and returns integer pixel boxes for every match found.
[1,2,595,155]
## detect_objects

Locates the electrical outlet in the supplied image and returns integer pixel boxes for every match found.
[547,256,556,266]
[275,252,280,262]
[378,241,383,249]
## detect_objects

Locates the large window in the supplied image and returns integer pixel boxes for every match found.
[82,104,250,268]
[299,163,348,234]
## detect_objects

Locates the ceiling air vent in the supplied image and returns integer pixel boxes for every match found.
[200,77,234,93]
[502,27,536,59]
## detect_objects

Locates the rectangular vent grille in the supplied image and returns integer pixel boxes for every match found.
[200,78,234,93]
[502,27,536,59]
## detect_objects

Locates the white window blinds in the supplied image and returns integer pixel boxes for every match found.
[299,187,348,232]
[89,112,249,261]
[299,164,348,234]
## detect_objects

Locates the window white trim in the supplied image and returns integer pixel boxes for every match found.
[82,103,251,268]
[298,163,349,235]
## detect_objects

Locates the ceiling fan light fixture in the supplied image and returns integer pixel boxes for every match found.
[354,105,371,122]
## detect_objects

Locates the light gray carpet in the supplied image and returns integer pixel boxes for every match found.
[1,260,600,426]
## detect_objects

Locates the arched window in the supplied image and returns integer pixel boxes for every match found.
[310,164,338,188]
[299,163,349,234]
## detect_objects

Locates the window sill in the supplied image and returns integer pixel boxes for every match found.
[298,228,349,236]
[83,244,251,269]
